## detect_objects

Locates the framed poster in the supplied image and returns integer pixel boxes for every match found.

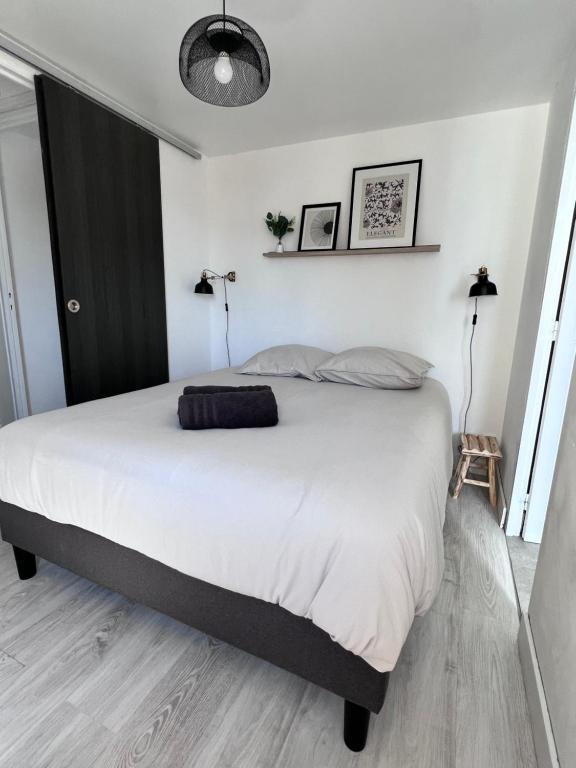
[347,160,422,249]
[298,202,341,251]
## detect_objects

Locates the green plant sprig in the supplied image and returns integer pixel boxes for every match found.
[265,211,295,240]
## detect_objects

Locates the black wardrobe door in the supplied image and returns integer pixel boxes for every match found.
[35,75,168,406]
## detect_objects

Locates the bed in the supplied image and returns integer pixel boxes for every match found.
[0,368,452,751]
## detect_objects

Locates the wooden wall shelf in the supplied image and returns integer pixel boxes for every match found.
[263,245,441,257]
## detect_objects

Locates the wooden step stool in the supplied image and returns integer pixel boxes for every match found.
[452,434,502,509]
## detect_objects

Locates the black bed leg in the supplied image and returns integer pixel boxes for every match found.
[343,700,371,752]
[12,546,37,580]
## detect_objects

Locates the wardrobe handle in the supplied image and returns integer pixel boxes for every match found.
[67,299,81,314]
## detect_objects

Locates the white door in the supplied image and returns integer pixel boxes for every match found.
[0,188,28,420]
[0,308,15,426]
[506,81,576,540]
[522,211,576,542]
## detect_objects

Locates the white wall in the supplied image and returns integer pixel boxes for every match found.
[0,108,550,436]
[205,106,548,436]
[528,359,576,766]
[0,121,66,415]
[160,141,211,380]
[501,48,576,506]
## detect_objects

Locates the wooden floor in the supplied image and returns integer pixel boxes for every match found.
[507,536,540,614]
[0,488,536,768]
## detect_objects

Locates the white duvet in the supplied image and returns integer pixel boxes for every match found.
[0,369,452,672]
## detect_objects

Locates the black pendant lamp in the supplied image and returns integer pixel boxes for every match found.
[179,0,270,107]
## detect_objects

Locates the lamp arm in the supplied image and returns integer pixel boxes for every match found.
[201,269,224,281]
[201,269,236,283]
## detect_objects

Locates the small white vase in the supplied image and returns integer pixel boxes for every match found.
[276,240,284,253]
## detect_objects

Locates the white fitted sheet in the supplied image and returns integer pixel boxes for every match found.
[0,369,452,672]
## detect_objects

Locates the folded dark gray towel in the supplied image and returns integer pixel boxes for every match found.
[178,390,279,430]
[182,384,271,395]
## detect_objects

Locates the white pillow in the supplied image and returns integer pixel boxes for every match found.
[315,347,433,389]
[240,344,332,381]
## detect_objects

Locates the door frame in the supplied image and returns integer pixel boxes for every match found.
[522,209,576,542]
[0,181,28,419]
[0,50,35,420]
[506,91,576,539]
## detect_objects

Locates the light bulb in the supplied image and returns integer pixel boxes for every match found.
[214,52,233,84]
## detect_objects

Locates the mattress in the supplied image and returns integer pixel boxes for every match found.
[0,369,452,672]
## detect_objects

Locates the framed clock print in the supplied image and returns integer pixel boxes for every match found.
[298,202,341,251]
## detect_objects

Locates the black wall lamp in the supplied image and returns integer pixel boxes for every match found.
[194,269,236,294]
[194,269,237,366]
[463,266,498,435]
[468,266,498,298]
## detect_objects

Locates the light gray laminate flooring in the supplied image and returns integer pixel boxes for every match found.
[0,488,536,767]
[507,536,540,614]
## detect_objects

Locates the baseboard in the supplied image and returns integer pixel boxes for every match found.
[518,613,559,768]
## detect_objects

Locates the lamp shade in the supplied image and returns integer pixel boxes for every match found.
[179,13,270,107]
[194,276,214,294]
[469,266,497,297]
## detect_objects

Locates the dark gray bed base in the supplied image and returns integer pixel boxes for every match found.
[0,501,389,751]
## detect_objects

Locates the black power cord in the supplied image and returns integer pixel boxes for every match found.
[463,297,478,436]
[200,269,233,367]
[223,276,231,367]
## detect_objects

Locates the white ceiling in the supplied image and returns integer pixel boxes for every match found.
[0,0,574,156]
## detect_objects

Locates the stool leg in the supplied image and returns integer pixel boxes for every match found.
[488,458,497,509]
[453,456,470,499]
[451,455,464,497]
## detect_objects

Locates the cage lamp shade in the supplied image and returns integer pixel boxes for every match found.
[469,266,497,297]
[194,275,214,294]
[179,10,270,107]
